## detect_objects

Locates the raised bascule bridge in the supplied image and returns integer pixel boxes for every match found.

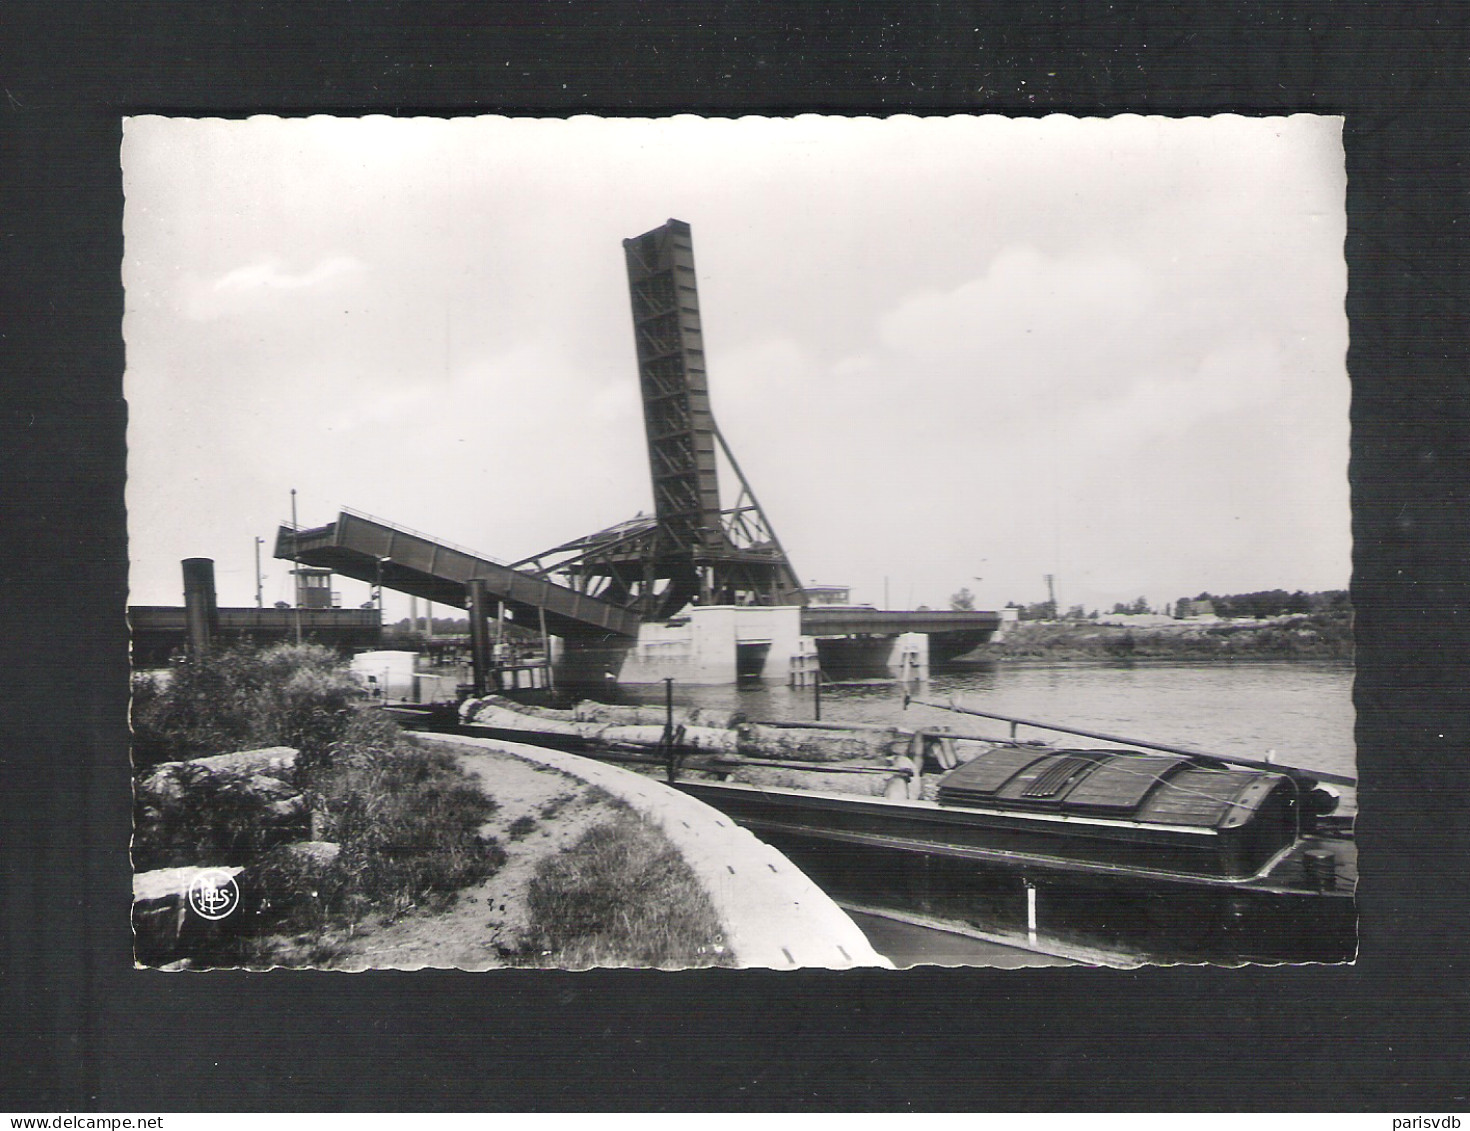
[277,220,999,688]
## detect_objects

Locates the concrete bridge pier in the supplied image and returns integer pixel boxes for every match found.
[552,607,939,689]
[555,605,817,688]
[813,631,929,683]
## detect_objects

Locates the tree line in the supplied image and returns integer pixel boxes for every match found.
[1177,588,1351,619]
[954,588,1352,621]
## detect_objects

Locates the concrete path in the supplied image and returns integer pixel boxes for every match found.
[417,733,892,970]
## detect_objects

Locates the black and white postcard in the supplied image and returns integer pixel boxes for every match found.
[124,113,1354,971]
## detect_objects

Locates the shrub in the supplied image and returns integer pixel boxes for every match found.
[131,642,363,772]
[1104,630,1137,657]
[238,843,348,934]
[519,809,731,969]
[132,760,308,870]
[304,740,505,919]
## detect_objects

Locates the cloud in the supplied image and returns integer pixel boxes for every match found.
[213,255,363,293]
[322,384,435,434]
[831,353,879,377]
[877,244,1155,391]
[182,255,365,319]
[1060,337,1288,458]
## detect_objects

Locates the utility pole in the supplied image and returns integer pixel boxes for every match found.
[254,536,264,609]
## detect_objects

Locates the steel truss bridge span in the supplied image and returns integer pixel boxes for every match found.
[275,510,642,642]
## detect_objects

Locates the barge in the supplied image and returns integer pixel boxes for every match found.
[418,695,1357,964]
[670,748,1355,964]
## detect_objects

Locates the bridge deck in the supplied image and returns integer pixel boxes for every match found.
[276,511,643,641]
[129,605,383,665]
[800,607,1000,637]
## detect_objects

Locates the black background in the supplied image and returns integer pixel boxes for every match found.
[3,0,1467,1111]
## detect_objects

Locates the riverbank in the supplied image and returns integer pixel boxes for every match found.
[961,612,1352,662]
[131,642,737,970]
[414,734,890,970]
[305,744,733,970]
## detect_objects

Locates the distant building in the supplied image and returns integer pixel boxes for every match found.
[1176,599,1215,619]
[804,584,852,607]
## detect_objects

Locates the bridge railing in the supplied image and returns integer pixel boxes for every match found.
[338,506,512,566]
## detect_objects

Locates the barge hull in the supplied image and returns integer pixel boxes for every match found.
[673,780,1356,964]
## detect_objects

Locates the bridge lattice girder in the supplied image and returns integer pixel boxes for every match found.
[614,218,804,616]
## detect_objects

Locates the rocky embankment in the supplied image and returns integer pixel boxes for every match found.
[132,746,333,964]
[959,613,1353,662]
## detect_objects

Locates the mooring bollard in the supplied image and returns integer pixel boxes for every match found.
[1304,848,1337,891]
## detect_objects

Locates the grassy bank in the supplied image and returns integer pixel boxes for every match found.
[961,612,1353,663]
[514,801,733,969]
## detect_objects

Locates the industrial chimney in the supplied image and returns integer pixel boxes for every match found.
[181,557,220,658]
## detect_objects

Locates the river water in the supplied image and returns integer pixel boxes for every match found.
[609,659,1357,802]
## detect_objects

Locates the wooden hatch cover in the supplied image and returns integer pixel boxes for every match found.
[935,746,1050,807]
[937,747,1199,817]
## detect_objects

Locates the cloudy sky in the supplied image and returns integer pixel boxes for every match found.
[123,114,1348,620]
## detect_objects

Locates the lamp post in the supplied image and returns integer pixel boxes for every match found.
[375,556,391,618]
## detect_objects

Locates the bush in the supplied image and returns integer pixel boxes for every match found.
[238,843,348,933]
[133,760,308,870]
[304,740,505,919]
[131,642,363,772]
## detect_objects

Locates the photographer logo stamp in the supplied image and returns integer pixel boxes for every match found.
[187,869,241,920]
